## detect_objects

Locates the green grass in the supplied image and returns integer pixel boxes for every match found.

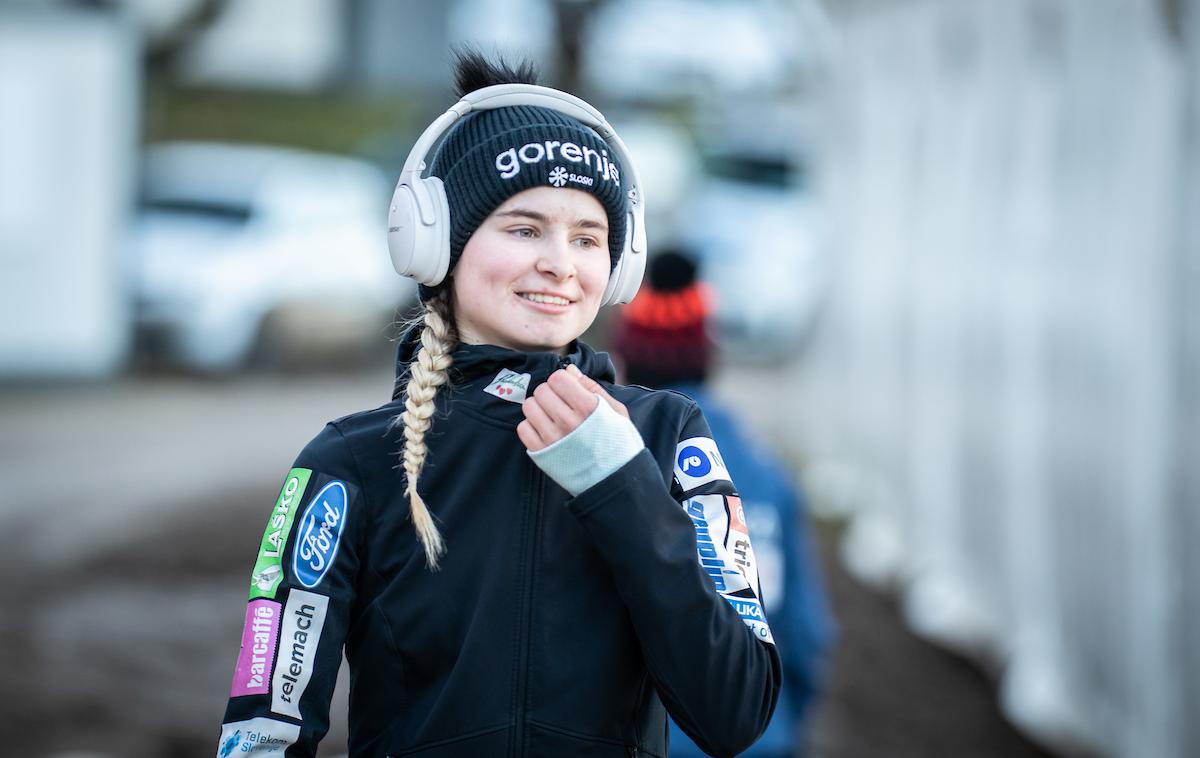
[144,85,424,158]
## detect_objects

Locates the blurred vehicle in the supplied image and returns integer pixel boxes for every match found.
[604,113,702,239]
[581,0,802,103]
[679,145,828,362]
[134,141,415,372]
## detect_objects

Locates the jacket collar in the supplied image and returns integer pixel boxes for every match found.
[391,326,616,401]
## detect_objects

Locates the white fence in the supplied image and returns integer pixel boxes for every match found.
[786,1,1200,756]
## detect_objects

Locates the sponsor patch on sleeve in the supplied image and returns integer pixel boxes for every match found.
[216,717,299,757]
[292,481,350,589]
[230,599,281,697]
[250,468,312,601]
[674,437,732,492]
[271,589,330,719]
[682,493,774,644]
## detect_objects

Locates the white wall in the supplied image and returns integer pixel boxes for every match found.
[0,8,139,377]
[789,0,1197,755]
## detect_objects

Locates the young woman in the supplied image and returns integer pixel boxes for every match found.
[217,53,780,758]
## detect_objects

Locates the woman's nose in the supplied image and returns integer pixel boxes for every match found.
[535,234,574,279]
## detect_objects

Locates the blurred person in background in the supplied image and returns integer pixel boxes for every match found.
[613,249,835,758]
[216,52,780,757]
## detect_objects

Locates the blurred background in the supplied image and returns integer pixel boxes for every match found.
[1,0,1197,756]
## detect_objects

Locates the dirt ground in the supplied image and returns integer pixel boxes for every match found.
[0,499,1055,758]
[0,368,1059,757]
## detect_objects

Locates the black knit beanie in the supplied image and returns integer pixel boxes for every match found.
[419,104,629,301]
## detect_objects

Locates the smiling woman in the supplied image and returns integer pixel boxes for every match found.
[216,49,781,758]
[453,187,611,353]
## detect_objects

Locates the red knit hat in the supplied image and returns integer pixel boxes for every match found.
[612,250,714,387]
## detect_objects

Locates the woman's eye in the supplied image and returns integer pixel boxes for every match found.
[573,237,599,249]
[511,227,536,239]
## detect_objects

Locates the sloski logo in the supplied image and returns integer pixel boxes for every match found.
[484,368,531,404]
[549,166,568,187]
[292,481,349,588]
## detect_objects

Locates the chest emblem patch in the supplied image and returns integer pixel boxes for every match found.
[485,368,531,403]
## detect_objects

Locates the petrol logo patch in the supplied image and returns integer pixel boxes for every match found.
[292,481,349,589]
[250,468,312,600]
[271,589,329,719]
[230,599,281,697]
[674,437,732,491]
[484,368,531,403]
[217,717,300,756]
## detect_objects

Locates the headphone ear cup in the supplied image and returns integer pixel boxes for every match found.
[602,209,646,306]
[387,176,451,286]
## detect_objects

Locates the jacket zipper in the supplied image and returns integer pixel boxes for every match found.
[511,461,545,756]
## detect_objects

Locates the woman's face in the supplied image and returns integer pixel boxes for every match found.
[452,186,612,354]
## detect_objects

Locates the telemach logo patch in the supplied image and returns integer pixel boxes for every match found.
[271,589,329,719]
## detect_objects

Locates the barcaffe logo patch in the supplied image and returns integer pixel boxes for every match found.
[230,599,281,697]
[494,140,620,186]
[292,481,349,589]
[484,368,531,404]
[250,468,312,600]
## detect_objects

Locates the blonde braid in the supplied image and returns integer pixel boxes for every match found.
[396,291,456,569]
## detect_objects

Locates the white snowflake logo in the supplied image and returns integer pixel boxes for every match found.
[548,166,568,187]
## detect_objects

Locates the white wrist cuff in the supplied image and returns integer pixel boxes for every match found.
[528,395,645,496]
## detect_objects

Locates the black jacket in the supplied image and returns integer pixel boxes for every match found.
[219,339,781,758]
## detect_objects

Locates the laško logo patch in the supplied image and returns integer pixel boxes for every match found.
[485,368,531,403]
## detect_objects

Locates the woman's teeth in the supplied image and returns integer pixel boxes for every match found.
[520,293,570,306]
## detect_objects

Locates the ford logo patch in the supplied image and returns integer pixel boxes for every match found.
[292,481,349,588]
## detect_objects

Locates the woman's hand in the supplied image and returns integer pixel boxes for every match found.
[518,364,629,452]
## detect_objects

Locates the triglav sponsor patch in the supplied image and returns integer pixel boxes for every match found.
[250,468,311,600]
[484,368,531,404]
[230,599,281,697]
[271,589,330,719]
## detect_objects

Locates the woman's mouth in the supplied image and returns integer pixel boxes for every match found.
[518,292,573,306]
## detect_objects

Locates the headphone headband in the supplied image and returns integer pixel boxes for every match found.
[388,83,647,305]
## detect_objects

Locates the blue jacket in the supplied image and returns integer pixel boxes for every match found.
[664,385,834,758]
[217,340,781,757]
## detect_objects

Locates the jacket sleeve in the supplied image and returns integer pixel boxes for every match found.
[216,422,366,758]
[565,403,782,758]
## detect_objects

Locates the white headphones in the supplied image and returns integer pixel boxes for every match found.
[387,83,647,306]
